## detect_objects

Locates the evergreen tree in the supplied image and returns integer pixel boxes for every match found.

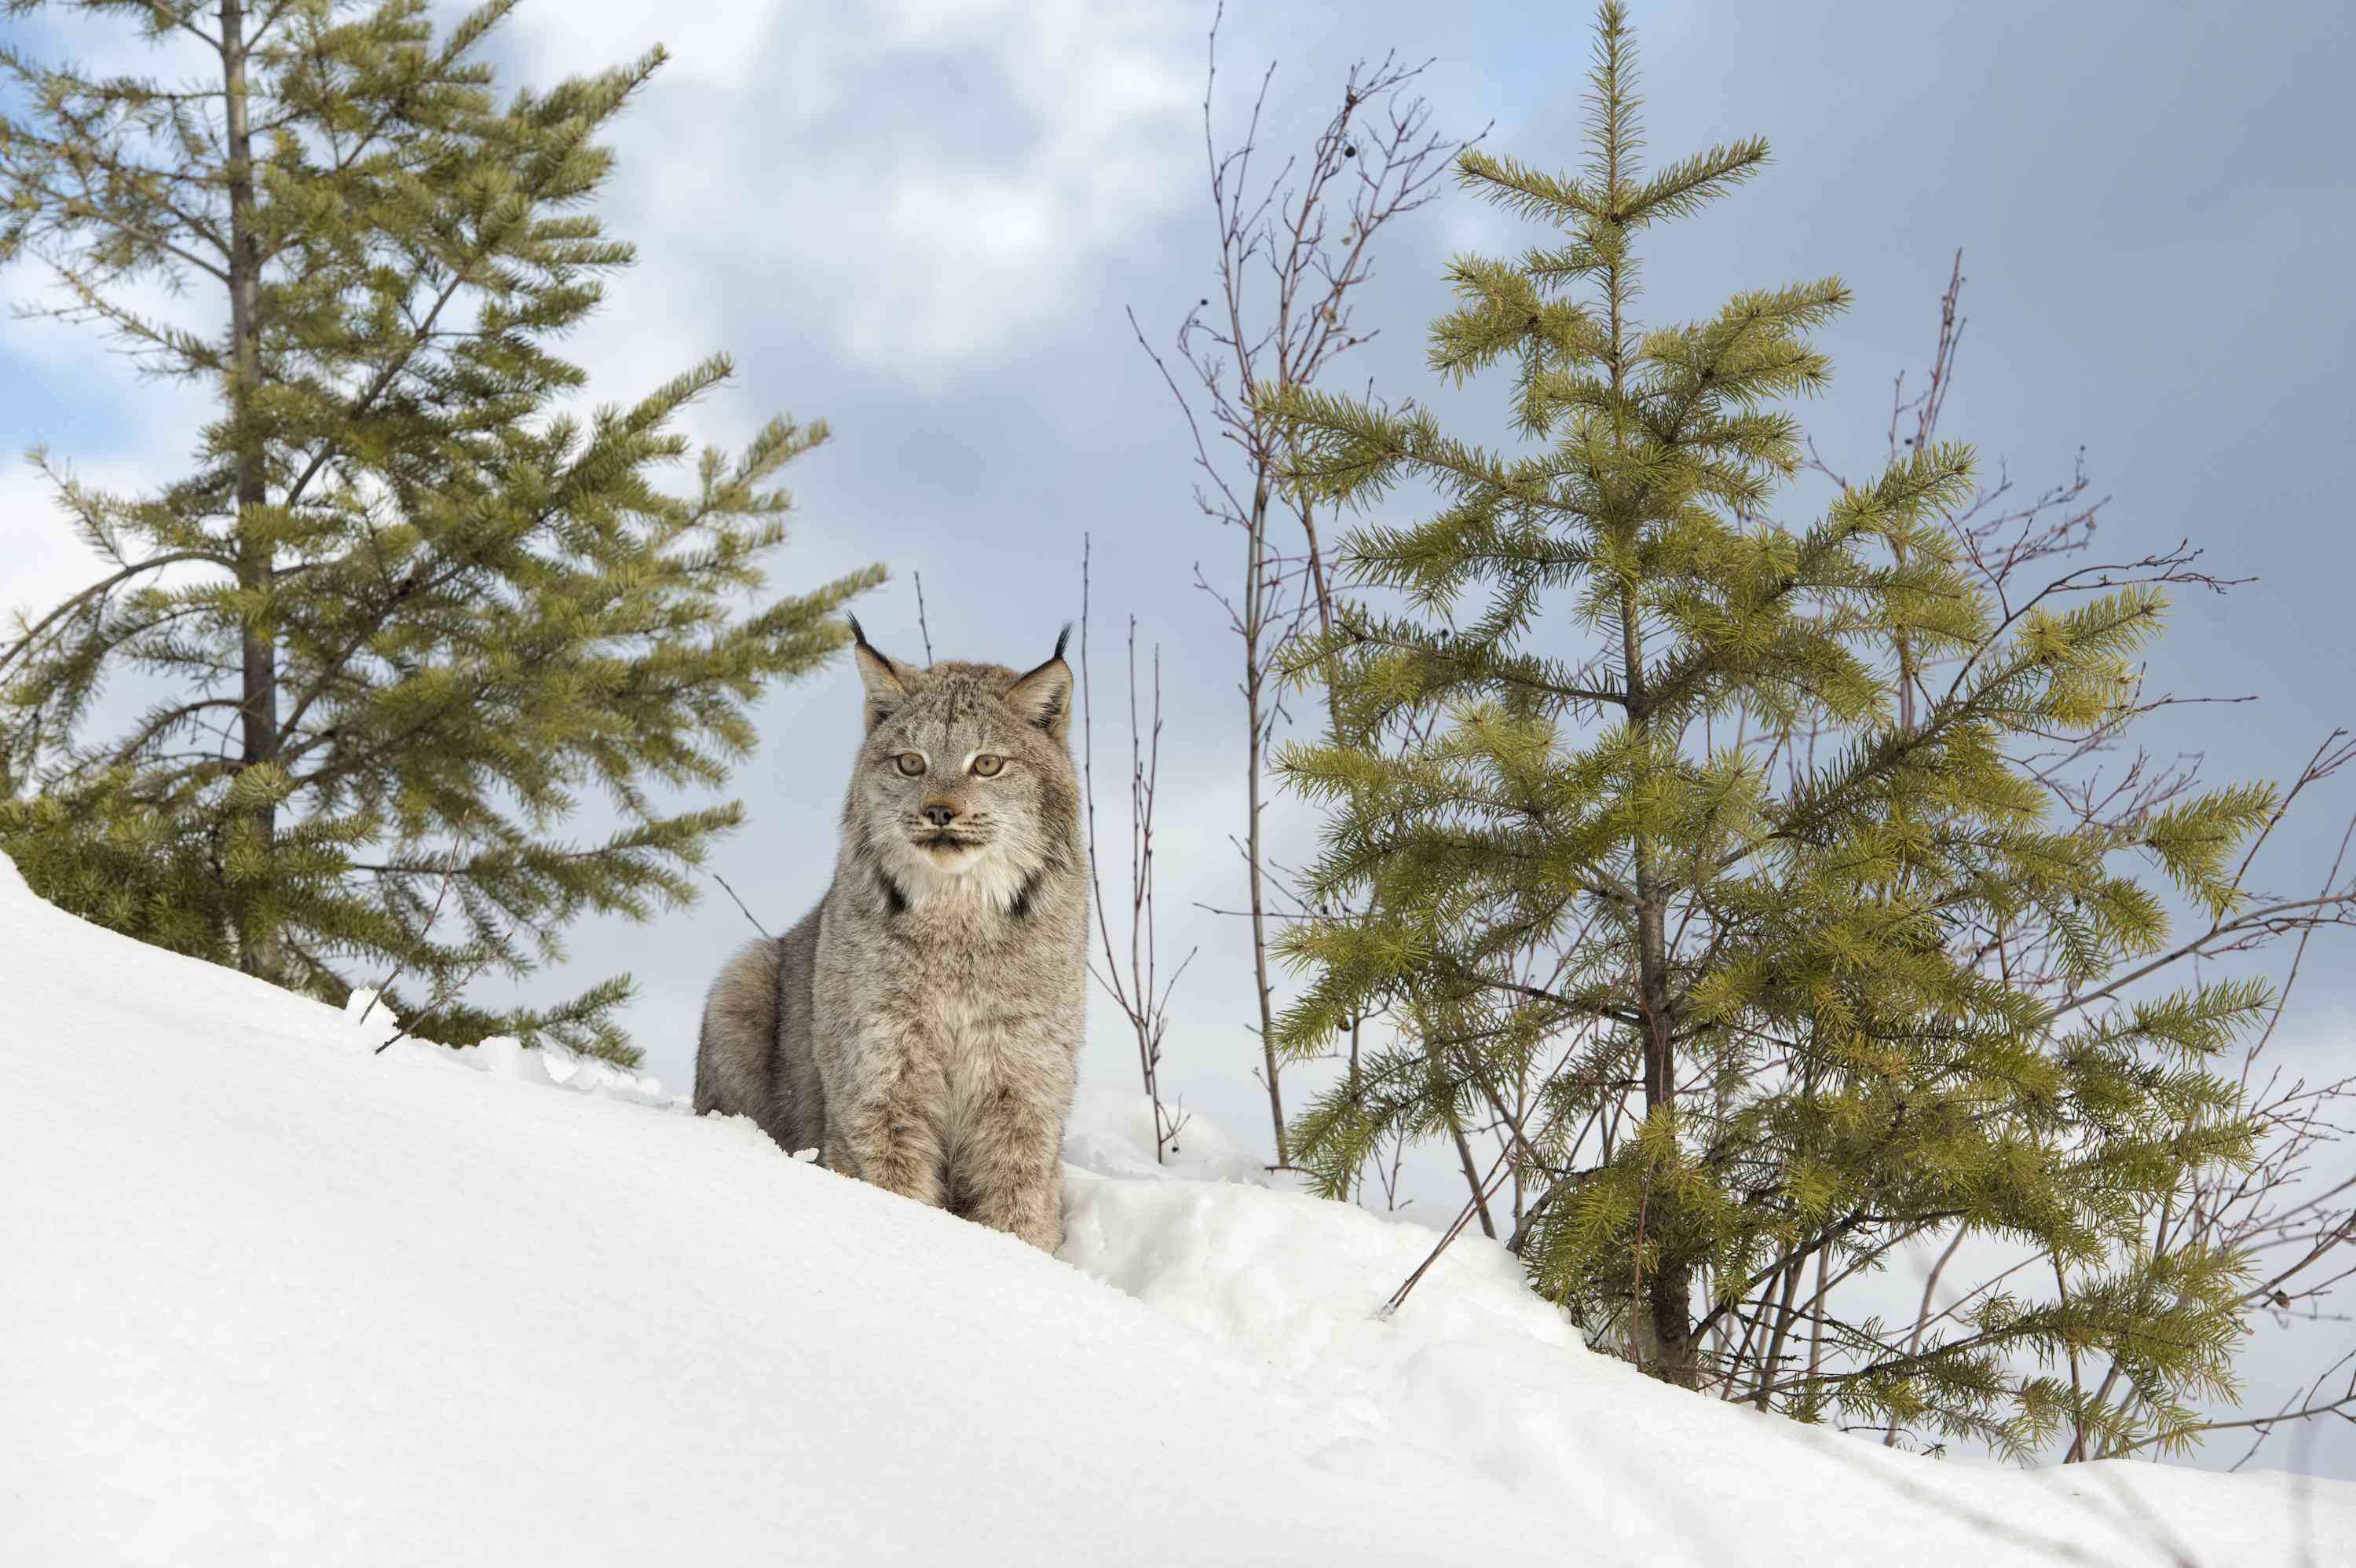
[0,1,879,1061]
[1261,2,2272,1453]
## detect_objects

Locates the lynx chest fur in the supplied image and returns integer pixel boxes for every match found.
[694,620,1089,1252]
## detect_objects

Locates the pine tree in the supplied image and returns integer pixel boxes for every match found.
[0,1,880,1062]
[1260,2,2272,1450]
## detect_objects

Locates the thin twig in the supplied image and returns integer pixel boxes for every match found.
[708,869,772,940]
[355,833,469,1029]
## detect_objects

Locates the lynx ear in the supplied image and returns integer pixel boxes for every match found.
[847,614,908,733]
[1004,623,1074,742]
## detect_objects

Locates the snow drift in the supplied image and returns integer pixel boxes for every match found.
[1,851,2347,1566]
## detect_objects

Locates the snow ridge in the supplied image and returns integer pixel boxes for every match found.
[2,851,2347,1566]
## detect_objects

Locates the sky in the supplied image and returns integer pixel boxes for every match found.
[5,0,2354,1475]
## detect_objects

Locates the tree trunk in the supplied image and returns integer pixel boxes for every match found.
[220,1,281,982]
[1241,474,1287,1168]
[1608,188,1698,1383]
[1625,612,1696,1383]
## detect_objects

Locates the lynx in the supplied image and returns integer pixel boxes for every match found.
[694,617,1090,1252]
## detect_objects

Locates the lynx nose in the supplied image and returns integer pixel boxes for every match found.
[920,802,959,828]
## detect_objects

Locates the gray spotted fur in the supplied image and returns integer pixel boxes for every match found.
[694,621,1089,1251]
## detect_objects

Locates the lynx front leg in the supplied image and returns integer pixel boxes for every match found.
[841,1051,949,1210]
[959,1077,1070,1252]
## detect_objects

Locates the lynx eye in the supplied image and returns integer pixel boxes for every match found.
[971,754,1005,777]
[894,751,927,777]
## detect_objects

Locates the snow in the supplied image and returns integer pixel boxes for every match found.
[2,851,2348,1566]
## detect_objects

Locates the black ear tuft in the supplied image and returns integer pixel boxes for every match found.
[1052,621,1073,663]
[848,615,909,732]
[1004,637,1076,738]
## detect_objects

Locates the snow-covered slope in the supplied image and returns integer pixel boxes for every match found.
[2,853,2347,1566]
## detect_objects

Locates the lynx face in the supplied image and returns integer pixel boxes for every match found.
[845,620,1078,912]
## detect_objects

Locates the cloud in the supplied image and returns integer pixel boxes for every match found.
[0,462,118,629]
[502,0,1199,382]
